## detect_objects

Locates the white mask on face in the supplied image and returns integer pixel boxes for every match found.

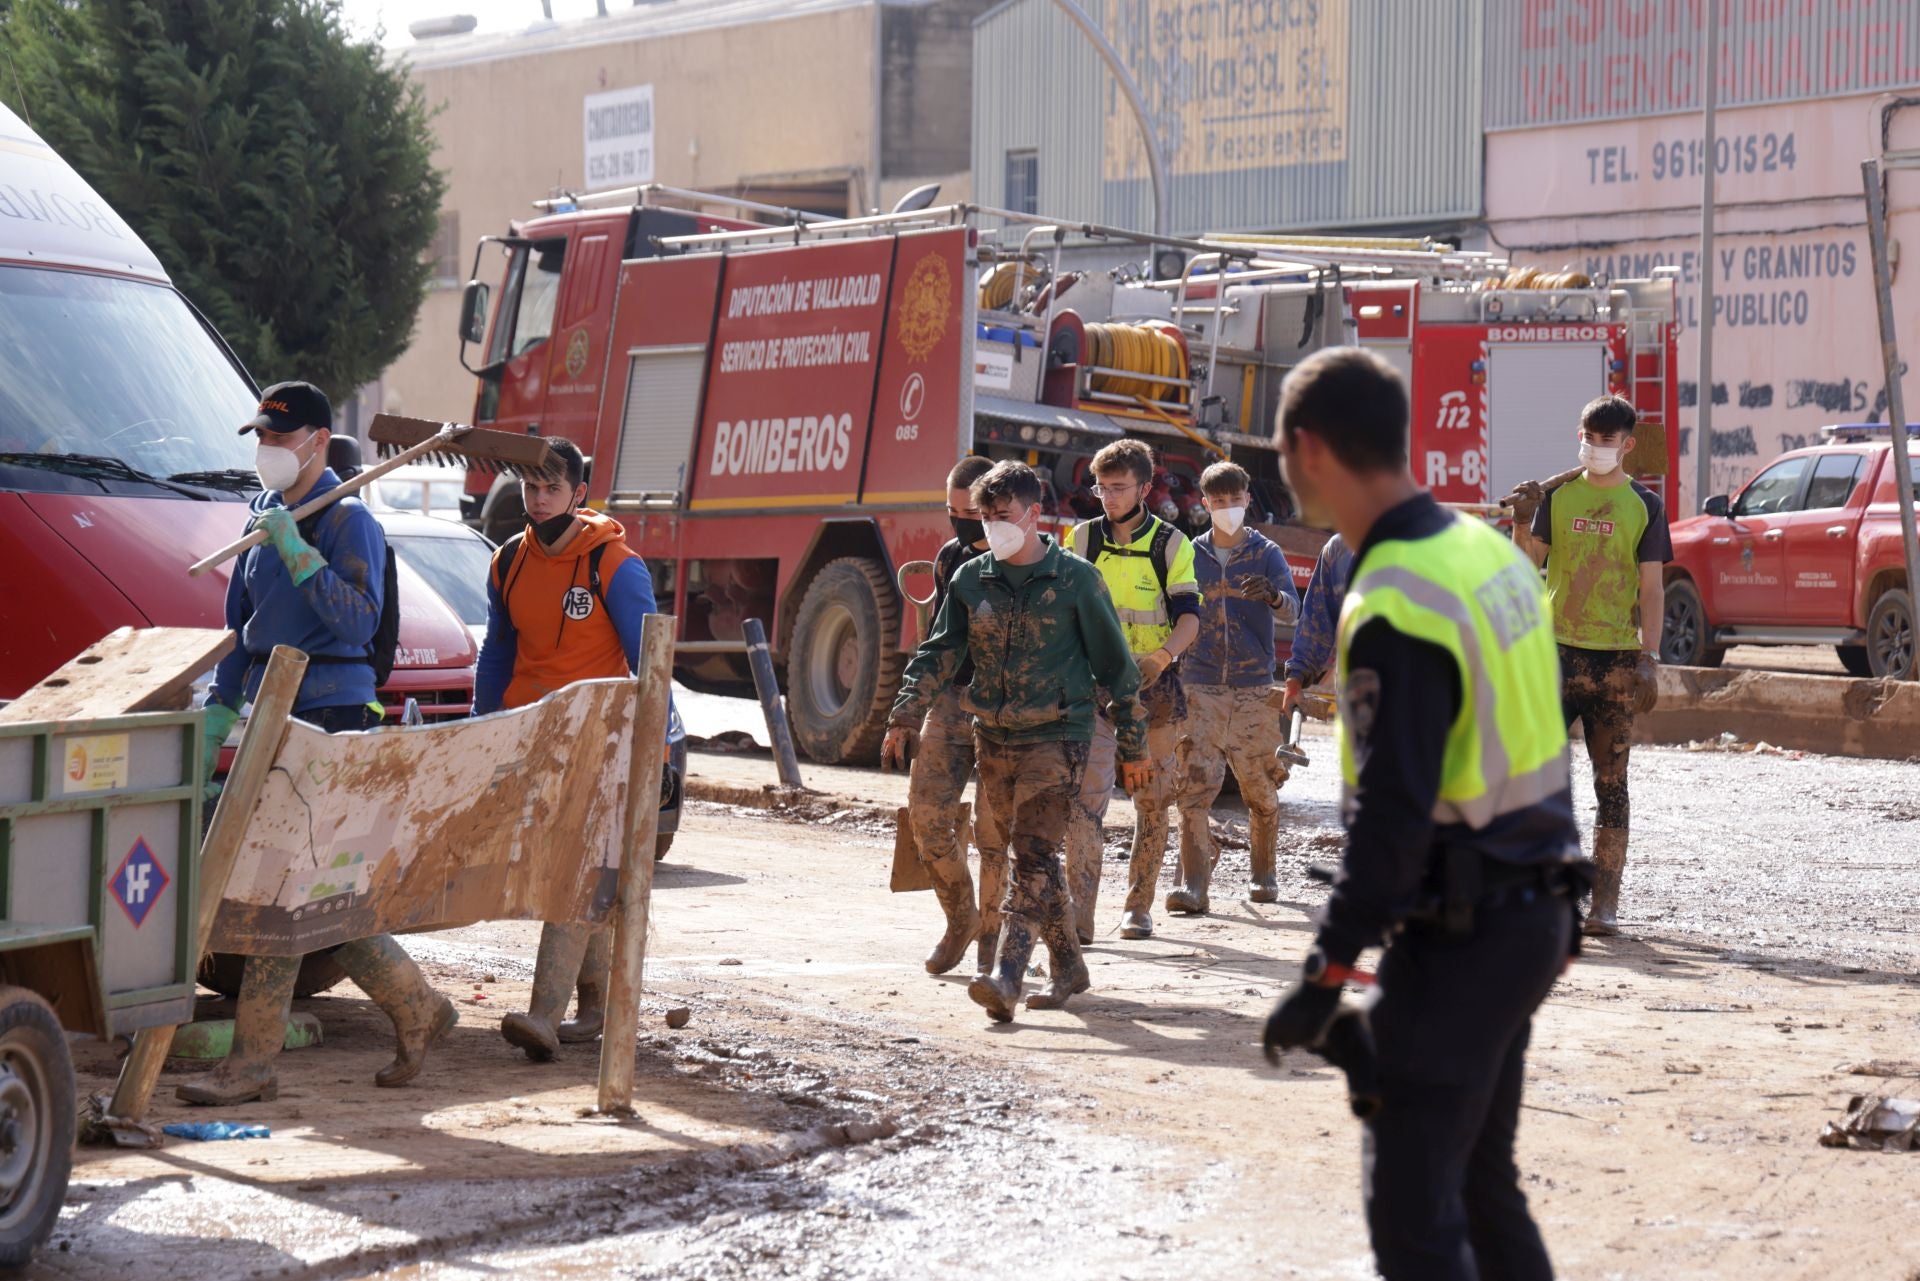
[984,513,1030,560]
[1579,441,1622,475]
[1210,503,1247,535]
[254,433,314,492]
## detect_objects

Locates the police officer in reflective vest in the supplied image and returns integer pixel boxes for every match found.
[1261,348,1585,1281]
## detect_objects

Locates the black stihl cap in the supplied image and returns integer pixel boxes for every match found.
[239,381,332,436]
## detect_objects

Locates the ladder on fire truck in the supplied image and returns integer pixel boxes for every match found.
[1625,265,1683,510]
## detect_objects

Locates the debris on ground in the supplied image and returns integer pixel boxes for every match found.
[78,1094,161,1149]
[162,1122,271,1142]
[1818,1096,1920,1151]
[666,1006,692,1029]
[1839,1060,1920,1077]
[1683,731,1804,759]
[687,730,765,753]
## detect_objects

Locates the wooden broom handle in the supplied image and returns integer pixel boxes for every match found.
[186,425,463,577]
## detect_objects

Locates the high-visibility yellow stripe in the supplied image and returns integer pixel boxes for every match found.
[860,490,946,505]
[689,493,858,511]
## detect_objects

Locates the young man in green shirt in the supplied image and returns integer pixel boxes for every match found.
[1510,395,1672,935]
[1067,439,1201,942]
[885,462,1150,1022]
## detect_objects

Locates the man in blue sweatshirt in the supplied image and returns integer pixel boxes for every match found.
[1282,533,1355,713]
[1172,462,1301,910]
[181,381,454,1106]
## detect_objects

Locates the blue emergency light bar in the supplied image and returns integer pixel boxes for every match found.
[1819,423,1920,442]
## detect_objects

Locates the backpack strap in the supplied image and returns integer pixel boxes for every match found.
[588,543,609,605]
[494,533,531,609]
[1146,518,1174,601]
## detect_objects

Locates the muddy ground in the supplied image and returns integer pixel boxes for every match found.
[44,711,1920,1281]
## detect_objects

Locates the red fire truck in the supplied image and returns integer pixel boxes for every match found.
[456,191,1679,762]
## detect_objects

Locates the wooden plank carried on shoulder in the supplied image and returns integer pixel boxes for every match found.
[0,627,234,724]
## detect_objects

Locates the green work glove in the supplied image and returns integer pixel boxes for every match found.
[254,507,325,585]
[201,702,239,798]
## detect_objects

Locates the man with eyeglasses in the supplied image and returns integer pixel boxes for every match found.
[1066,439,1201,941]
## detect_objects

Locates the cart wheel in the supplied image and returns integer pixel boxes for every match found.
[0,987,74,1269]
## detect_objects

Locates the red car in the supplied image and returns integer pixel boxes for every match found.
[1662,424,1918,678]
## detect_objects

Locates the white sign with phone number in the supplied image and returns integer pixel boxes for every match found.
[584,85,654,192]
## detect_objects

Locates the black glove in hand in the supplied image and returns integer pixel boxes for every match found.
[1262,980,1342,1065]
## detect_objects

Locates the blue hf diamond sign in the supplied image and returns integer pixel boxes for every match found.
[111,837,169,929]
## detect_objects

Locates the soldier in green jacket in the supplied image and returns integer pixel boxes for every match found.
[885,461,1150,1022]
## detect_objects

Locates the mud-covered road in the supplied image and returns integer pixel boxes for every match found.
[45,710,1920,1281]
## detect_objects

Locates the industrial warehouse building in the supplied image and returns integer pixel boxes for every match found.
[972,0,1920,508]
[381,0,995,426]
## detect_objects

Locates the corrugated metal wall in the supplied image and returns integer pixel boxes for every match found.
[1486,0,1920,130]
[971,0,1482,235]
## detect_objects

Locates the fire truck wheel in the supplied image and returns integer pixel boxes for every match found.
[1659,578,1724,668]
[1865,588,1914,679]
[198,952,348,1000]
[786,557,904,765]
[0,987,73,1269]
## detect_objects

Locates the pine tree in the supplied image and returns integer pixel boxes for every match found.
[0,0,444,396]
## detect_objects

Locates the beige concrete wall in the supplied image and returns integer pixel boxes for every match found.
[385,7,880,426]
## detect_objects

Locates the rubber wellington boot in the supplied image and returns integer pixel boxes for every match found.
[501,922,591,1062]
[1584,828,1627,937]
[1066,829,1101,945]
[1247,809,1280,904]
[975,848,1007,976]
[1123,806,1171,935]
[923,851,981,975]
[1026,892,1090,1011]
[1165,820,1211,915]
[176,953,301,1106]
[968,915,1034,1022]
[560,928,611,1043]
[334,935,458,1087]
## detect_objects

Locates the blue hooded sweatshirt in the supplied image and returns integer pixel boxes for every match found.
[209,469,385,715]
[1184,526,1300,688]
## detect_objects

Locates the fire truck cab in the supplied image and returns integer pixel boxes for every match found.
[459,193,1679,763]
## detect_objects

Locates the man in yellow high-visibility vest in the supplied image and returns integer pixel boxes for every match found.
[1066,439,1201,942]
[1261,348,1586,1281]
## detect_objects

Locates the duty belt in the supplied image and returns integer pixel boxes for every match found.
[1405,850,1583,940]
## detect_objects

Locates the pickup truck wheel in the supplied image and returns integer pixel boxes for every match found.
[1866,588,1914,679]
[0,987,73,1269]
[1660,579,1724,668]
[1835,645,1874,678]
[786,557,904,765]
[198,952,347,1000]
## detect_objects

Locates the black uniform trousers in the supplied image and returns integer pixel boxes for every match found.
[1362,882,1570,1281]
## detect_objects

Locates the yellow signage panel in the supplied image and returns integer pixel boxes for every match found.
[61,733,130,795]
[1102,0,1350,181]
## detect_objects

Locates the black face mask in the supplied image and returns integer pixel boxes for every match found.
[950,515,986,546]
[1108,501,1143,528]
[530,512,576,546]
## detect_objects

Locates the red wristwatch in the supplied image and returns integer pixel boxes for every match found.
[1301,950,1375,988]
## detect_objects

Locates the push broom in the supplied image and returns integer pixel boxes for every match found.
[187,414,556,577]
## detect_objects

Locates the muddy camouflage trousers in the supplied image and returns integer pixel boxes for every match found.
[973,736,1087,979]
[1175,683,1290,891]
[1559,645,1637,831]
[910,687,1006,925]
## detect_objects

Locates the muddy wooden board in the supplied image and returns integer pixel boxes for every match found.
[0,626,232,723]
[208,676,656,955]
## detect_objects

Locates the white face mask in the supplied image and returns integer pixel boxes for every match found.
[1210,503,1247,535]
[255,433,315,491]
[1579,441,1622,475]
[984,513,1030,560]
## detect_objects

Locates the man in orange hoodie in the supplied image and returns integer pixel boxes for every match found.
[474,438,661,1060]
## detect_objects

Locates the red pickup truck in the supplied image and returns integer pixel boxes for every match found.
[1661,424,1918,678]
